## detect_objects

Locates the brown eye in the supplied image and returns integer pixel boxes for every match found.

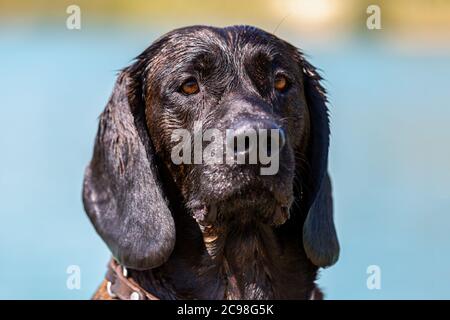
[274,75,288,92]
[181,78,199,95]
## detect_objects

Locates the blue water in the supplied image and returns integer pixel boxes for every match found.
[1,26,449,299]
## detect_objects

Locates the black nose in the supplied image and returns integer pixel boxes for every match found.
[227,120,286,157]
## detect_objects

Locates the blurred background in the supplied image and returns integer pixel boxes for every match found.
[1,0,449,299]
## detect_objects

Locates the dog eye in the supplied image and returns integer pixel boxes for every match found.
[274,75,288,92]
[180,78,200,95]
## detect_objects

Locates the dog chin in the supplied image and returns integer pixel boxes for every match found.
[192,187,291,227]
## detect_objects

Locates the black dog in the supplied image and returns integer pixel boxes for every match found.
[83,25,339,300]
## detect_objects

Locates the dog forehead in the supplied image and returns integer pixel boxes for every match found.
[142,25,299,87]
[156,25,286,61]
[165,25,277,43]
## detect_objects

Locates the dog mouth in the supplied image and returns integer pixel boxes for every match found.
[188,161,295,227]
[192,185,292,227]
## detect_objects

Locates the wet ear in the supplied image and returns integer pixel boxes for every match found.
[82,69,175,270]
[299,54,339,267]
[303,173,339,267]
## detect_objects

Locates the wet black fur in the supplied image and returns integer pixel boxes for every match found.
[83,25,339,299]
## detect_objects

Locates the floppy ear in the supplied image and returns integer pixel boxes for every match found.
[299,55,340,268]
[82,69,175,270]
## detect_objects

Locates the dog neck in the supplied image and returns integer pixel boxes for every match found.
[129,211,319,299]
[199,221,276,299]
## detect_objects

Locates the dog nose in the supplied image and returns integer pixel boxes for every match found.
[227,120,286,157]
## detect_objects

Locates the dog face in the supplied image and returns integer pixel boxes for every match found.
[83,25,339,270]
[137,26,308,226]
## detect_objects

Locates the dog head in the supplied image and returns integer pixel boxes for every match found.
[83,25,339,270]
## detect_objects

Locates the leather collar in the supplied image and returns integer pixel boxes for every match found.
[104,258,321,300]
[105,258,159,300]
